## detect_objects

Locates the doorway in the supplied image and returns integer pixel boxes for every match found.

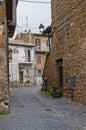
[56,59,63,87]
[19,71,23,83]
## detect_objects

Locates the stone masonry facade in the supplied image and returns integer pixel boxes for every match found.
[43,0,86,104]
[0,1,9,111]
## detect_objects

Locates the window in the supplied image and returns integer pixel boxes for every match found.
[38,70,41,75]
[46,40,49,46]
[35,39,41,51]
[46,39,50,47]
[28,50,30,62]
[56,59,63,87]
[9,48,12,60]
[37,55,41,64]
[26,70,29,77]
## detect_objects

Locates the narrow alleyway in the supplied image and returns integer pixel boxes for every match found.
[0,86,86,130]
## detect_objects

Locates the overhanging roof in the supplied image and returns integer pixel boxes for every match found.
[6,0,18,37]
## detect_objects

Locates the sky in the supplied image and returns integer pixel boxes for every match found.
[14,0,51,36]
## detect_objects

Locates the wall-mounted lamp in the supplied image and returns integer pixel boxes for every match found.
[38,24,45,33]
[38,24,55,51]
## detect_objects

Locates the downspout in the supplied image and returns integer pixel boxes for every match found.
[5,0,10,112]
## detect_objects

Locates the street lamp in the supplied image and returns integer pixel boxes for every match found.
[38,24,45,33]
[38,24,53,51]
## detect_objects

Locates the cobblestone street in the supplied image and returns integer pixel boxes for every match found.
[0,86,86,130]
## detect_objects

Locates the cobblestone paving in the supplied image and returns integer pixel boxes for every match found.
[0,86,86,130]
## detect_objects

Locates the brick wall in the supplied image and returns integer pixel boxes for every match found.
[0,1,9,111]
[43,0,86,104]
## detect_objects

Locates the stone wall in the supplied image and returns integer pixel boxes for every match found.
[43,0,86,104]
[0,1,9,111]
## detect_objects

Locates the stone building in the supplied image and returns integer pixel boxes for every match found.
[43,0,86,104]
[0,0,17,111]
[33,33,49,86]
[9,37,36,86]
[9,32,49,86]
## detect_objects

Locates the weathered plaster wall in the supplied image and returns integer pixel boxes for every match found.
[9,41,36,85]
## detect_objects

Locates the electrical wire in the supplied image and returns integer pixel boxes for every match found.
[19,0,51,4]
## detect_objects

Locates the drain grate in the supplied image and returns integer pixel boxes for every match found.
[19,105,25,107]
[45,109,52,111]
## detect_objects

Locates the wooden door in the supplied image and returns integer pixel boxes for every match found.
[19,72,23,83]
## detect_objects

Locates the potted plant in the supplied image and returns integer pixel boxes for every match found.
[50,84,62,98]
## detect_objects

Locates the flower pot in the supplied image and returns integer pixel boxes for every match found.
[52,92,62,98]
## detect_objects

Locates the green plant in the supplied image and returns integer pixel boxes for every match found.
[51,84,62,92]
[50,84,62,98]
[9,48,13,53]
[0,110,7,116]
